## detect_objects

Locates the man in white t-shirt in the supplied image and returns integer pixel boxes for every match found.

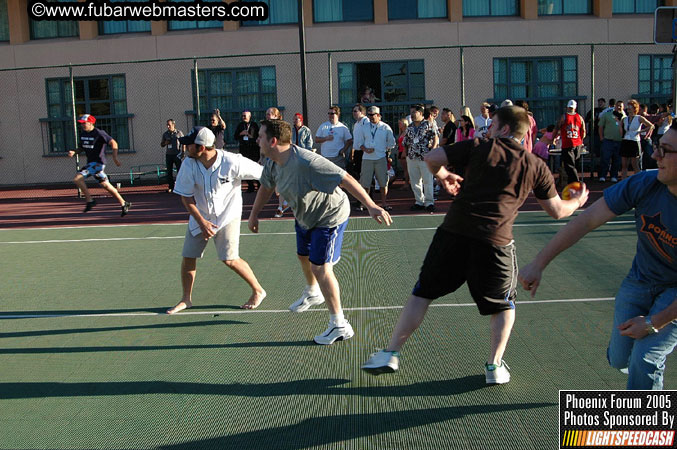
[474,102,493,139]
[168,126,267,314]
[315,105,353,169]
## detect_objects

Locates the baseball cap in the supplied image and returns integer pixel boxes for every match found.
[501,99,513,107]
[567,99,577,109]
[77,114,96,124]
[178,126,216,147]
[488,104,498,114]
[367,106,380,115]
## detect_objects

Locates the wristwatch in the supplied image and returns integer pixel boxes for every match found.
[645,316,658,335]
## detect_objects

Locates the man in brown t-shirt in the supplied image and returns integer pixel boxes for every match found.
[362,106,589,384]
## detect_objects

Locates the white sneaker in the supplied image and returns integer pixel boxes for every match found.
[485,360,511,384]
[313,321,354,345]
[361,350,400,375]
[611,177,618,183]
[289,288,325,312]
[599,177,606,182]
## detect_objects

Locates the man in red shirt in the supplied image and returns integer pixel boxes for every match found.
[553,99,586,183]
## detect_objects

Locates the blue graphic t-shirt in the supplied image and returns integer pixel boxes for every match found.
[604,170,677,286]
[80,128,113,164]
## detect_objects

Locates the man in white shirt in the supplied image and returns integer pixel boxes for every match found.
[350,103,369,179]
[474,102,493,139]
[168,127,267,314]
[315,105,353,169]
[354,106,396,211]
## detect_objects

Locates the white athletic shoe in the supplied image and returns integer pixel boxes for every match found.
[313,321,354,345]
[485,360,511,384]
[289,287,325,312]
[361,350,400,375]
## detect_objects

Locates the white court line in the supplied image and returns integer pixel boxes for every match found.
[0,297,614,320]
[0,221,635,245]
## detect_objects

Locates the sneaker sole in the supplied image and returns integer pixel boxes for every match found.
[313,330,354,345]
[289,297,325,313]
[485,376,510,385]
[361,365,397,376]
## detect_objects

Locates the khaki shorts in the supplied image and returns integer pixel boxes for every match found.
[359,157,388,190]
[182,219,240,261]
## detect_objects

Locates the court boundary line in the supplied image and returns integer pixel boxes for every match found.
[0,209,562,232]
[0,221,635,245]
[0,297,614,319]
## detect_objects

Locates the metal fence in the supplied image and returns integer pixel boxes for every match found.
[0,41,672,198]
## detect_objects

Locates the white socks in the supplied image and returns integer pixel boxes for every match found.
[330,312,345,326]
[306,284,321,296]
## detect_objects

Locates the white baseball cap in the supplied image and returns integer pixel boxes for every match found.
[567,99,577,109]
[179,126,216,147]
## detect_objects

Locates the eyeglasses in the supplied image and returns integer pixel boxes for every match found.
[328,112,337,115]
[655,145,677,158]
[367,113,377,117]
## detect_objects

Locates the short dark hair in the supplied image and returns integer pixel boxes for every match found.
[514,100,529,111]
[410,103,425,114]
[260,119,291,144]
[442,107,451,113]
[430,105,439,113]
[167,119,175,125]
[353,103,366,114]
[329,105,341,116]
[609,98,616,106]
[493,106,530,140]
[598,98,606,103]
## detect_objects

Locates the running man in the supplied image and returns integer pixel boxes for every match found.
[519,121,677,390]
[168,126,266,314]
[67,114,131,216]
[248,119,392,345]
[361,106,588,383]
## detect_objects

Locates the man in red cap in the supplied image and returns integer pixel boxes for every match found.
[68,114,131,216]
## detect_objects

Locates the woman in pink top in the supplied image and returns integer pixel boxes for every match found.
[455,115,475,142]
[397,118,410,184]
[533,125,556,162]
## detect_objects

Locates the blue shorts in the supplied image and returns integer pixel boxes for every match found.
[78,162,108,183]
[295,220,348,266]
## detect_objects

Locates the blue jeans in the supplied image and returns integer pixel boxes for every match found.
[642,138,657,170]
[599,139,621,179]
[607,277,677,390]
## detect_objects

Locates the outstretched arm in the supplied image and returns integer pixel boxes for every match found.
[340,173,392,225]
[519,198,618,296]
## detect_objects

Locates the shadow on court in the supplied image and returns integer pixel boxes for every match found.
[0,376,490,400]
[156,402,554,450]
[0,320,248,339]
[0,305,244,317]
[0,340,316,354]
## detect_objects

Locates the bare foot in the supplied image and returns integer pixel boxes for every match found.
[241,290,266,310]
[167,300,192,314]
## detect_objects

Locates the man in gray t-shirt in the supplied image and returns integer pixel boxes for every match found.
[249,119,392,345]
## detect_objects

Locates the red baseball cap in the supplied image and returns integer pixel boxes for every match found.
[77,114,96,124]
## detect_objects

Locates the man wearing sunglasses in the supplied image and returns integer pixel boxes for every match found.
[315,106,353,169]
[519,121,677,390]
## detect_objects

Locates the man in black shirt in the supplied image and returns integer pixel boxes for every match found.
[161,119,184,193]
[67,114,131,216]
[234,110,260,192]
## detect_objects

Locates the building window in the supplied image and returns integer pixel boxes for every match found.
[636,54,673,105]
[337,60,427,129]
[99,0,151,34]
[388,0,447,20]
[0,0,9,41]
[313,0,374,23]
[168,0,222,30]
[43,75,131,154]
[613,0,661,14]
[242,0,298,26]
[538,0,591,15]
[492,57,578,128]
[463,0,519,16]
[30,1,79,39]
[193,66,277,146]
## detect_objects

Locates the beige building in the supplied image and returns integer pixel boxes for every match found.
[0,0,673,185]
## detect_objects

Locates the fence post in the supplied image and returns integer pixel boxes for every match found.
[193,58,200,128]
[590,44,595,163]
[327,51,333,106]
[297,0,309,127]
[69,64,81,198]
[460,46,465,107]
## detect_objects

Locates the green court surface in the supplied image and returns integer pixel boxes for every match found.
[0,213,672,449]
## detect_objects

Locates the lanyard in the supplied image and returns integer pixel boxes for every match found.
[370,124,378,140]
